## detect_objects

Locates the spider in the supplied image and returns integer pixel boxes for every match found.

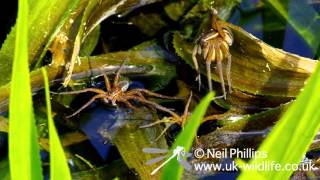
[140,92,193,140]
[54,63,180,118]
[192,8,233,99]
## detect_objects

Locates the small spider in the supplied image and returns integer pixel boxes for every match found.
[192,8,233,99]
[140,92,193,140]
[54,62,180,118]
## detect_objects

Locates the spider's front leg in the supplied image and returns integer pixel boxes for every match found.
[220,39,233,94]
[192,44,202,90]
[52,88,106,95]
[129,88,181,100]
[204,42,217,92]
[215,44,227,99]
[66,94,106,118]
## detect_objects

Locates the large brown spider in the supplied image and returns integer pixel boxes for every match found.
[192,8,233,99]
[55,63,180,118]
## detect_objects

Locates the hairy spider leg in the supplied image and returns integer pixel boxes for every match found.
[128,95,180,119]
[113,61,126,87]
[180,92,193,126]
[103,74,111,91]
[220,40,232,94]
[205,43,215,91]
[192,44,201,90]
[66,94,106,118]
[129,88,181,100]
[53,88,106,95]
[215,44,227,99]
[226,54,232,93]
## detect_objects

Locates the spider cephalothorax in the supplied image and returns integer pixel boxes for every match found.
[192,8,234,99]
[55,63,180,118]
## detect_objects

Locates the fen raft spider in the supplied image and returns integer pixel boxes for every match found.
[54,63,180,118]
[192,8,233,99]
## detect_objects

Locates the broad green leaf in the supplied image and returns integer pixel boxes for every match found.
[238,62,320,179]
[161,92,215,180]
[41,68,71,180]
[9,0,42,179]
[0,0,81,86]
[265,0,320,55]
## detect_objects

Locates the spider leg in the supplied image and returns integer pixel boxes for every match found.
[216,48,226,99]
[222,28,234,46]
[99,65,112,91]
[183,92,192,116]
[120,98,137,110]
[129,96,180,119]
[226,54,232,93]
[155,123,174,141]
[206,44,215,91]
[192,44,201,90]
[202,32,219,42]
[129,89,181,100]
[220,41,232,94]
[103,74,111,91]
[52,88,106,95]
[66,94,105,118]
[181,92,193,126]
[114,60,126,86]
[139,118,173,128]
[214,20,227,40]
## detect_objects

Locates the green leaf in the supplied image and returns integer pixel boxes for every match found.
[0,0,81,86]
[161,92,215,180]
[265,0,320,54]
[41,67,71,180]
[9,0,42,179]
[238,62,320,179]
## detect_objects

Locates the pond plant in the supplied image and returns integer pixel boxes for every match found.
[1,0,320,180]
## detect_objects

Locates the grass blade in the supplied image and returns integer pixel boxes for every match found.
[161,92,215,180]
[8,0,42,179]
[41,68,71,180]
[238,62,320,179]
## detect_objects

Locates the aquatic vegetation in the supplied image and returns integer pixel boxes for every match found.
[54,62,180,118]
[2,0,320,179]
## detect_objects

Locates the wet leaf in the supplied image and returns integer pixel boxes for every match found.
[239,56,320,179]
[72,160,130,180]
[173,21,317,97]
[0,0,81,86]
[112,109,168,180]
[79,25,100,56]
[164,0,195,21]
[129,12,167,37]
[0,43,176,113]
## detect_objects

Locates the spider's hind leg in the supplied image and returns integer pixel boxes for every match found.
[226,54,232,93]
